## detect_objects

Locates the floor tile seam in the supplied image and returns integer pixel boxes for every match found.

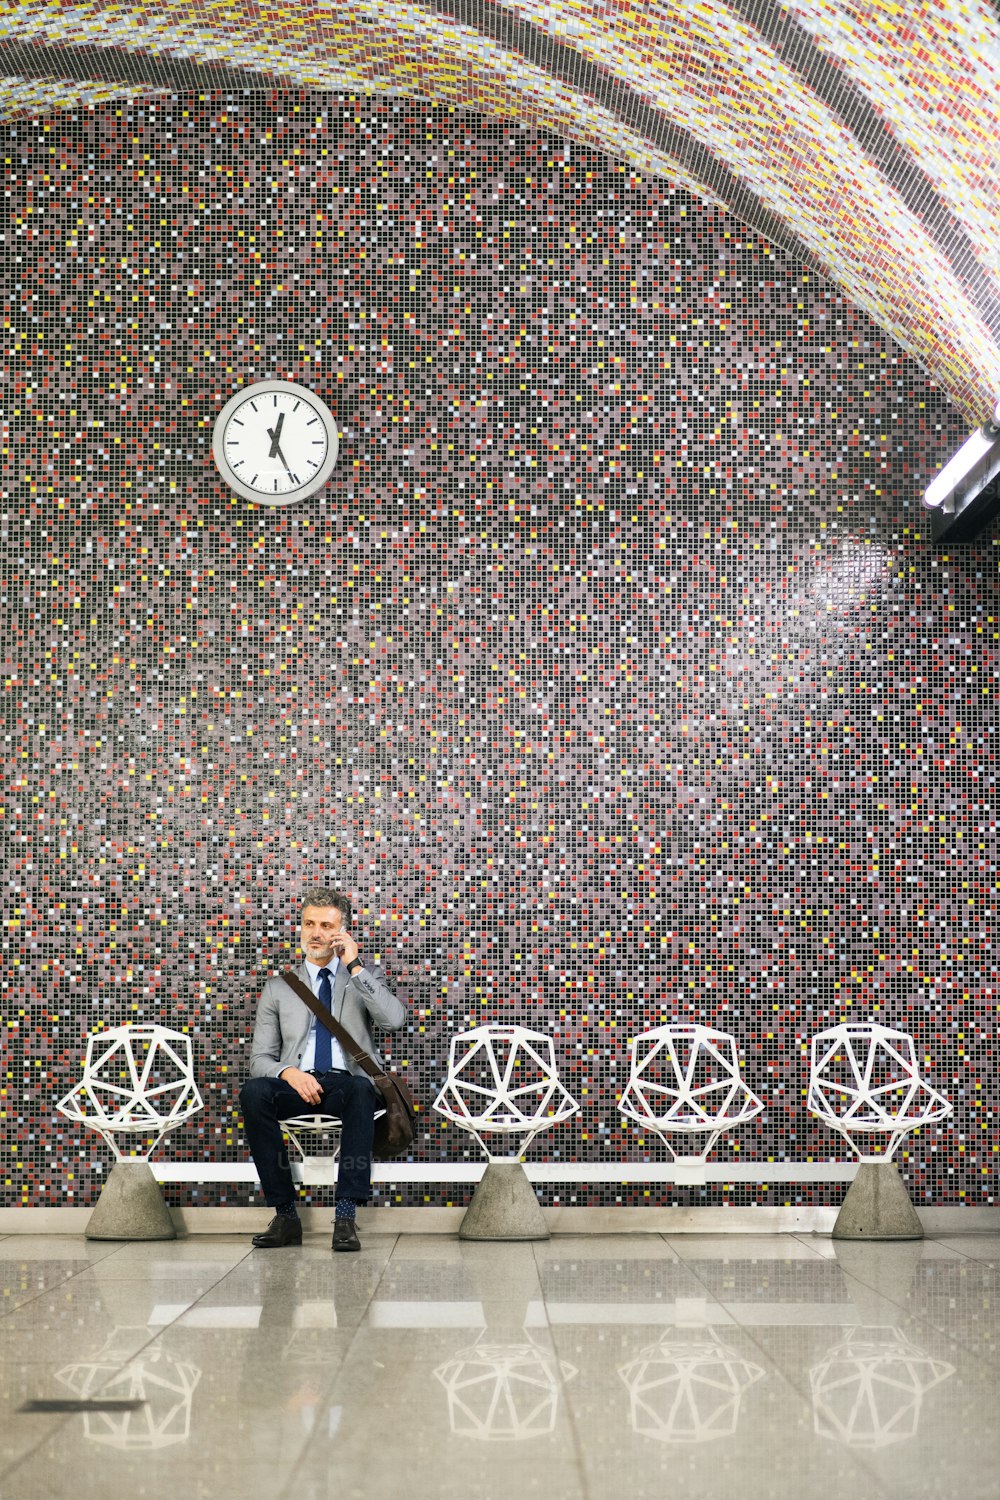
[0,1321,181,1493]
[818,1263,1000,1371]
[529,1237,582,1341]
[277,1235,403,1500]
[15,1249,273,1459]
[892,1307,1000,1372]
[528,1365,600,1499]
[933,1241,1000,1268]
[660,1231,831,1261]
[788,1230,859,1259]
[840,1232,969,1261]
[46,1243,151,1298]
[654,1234,756,1318]
[0,1298,48,1326]
[0,1248,124,1321]
[81,1246,259,1336]
[665,1237,999,1367]
[529,1235,697,1336]
[528,1241,599,1500]
[540,1279,883,1498]
[830,1254,1000,1320]
[647,1233,905,1479]
[0,1415,79,1490]
[660,1292,897,1499]
[71,1252,258,1294]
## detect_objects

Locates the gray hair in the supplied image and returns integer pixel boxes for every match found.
[300,887,353,928]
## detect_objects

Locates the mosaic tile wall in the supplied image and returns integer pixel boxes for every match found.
[1,92,995,1214]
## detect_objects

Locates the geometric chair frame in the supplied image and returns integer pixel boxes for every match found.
[434,1332,577,1440]
[809,1327,955,1448]
[56,1024,204,1162]
[57,1340,202,1450]
[806,1023,952,1162]
[433,1024,579,1161]
[619,1326,766,1442]
[617,1023,764,1163]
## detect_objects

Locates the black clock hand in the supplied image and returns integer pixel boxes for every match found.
[272,442,289,470]
[266,413,285,459]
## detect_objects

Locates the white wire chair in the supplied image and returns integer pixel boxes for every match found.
[433,1025,579,1161]
[806,1023,951,1161]
[56,1024,204,1161]
[617,1023,763,1163]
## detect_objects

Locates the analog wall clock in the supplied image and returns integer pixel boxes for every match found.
[212,380,339,504]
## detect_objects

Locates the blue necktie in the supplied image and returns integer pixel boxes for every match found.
[313,968,333,1072]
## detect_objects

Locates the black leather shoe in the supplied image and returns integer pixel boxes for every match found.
[252,1214,303,1249]
[332,1218,361,1252]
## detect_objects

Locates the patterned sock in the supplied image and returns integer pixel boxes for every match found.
[275,1202,298,1219]
[335,1197,357,1222]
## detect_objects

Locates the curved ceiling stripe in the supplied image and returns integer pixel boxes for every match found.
[0,74,170,115]
[385,0,1000,394]
[0,39,286,94]
[787,0,1000,282]
[0,3,812,235]
[0,0,997,417]
[725,0,1000,330]
[0,11,783,231]
[0,7,811,245]
[496,0,1000,411]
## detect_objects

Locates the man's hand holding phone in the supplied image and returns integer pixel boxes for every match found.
[332,931,360,969]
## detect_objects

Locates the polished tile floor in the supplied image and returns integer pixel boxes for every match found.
[1,1227,997,1500]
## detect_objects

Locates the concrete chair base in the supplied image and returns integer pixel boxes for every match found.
[85,1161,177,1241]
[459,1162,549,1241]
[832,1160,923,1241]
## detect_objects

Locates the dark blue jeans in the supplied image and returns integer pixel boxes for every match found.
[240,1070,378,1206]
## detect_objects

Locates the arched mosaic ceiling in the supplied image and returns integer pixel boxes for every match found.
[1,0,998,422]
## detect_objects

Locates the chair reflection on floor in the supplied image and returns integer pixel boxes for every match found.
[809,1327,954,1447]
[56,1339,201,1450]
[434,1333,577,1441]
[431,1238,576,1440]
[618,1326,765,1443]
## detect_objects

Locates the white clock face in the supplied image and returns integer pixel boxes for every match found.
[212,380,339,504]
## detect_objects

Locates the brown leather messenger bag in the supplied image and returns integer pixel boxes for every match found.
[281,969,417,1160]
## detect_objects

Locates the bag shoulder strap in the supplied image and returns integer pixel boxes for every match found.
[281,969,386,1082]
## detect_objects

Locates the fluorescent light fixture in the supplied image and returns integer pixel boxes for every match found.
[923,397,1000,509]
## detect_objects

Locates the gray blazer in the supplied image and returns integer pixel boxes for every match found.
[248,959,406,1079]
